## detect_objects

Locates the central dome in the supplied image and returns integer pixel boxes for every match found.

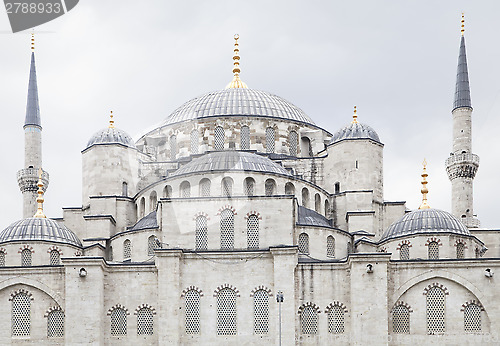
[161,88,315,126]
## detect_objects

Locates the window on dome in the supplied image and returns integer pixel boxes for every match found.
[327,236,335,258]
[12,292,31,336]
[241,126,250,150]
[464,304,481,332]
[0,251,6,267]
[392,305,410,334]
[300,306,318,335]
[148,235,157,256]
[122,182,128,197]
[110,308,127,336]
[195,216,208,250]
[244,177,255,196]
[47,309,64,337]
[285,182,295,196]
[190,129,199,155]
[21,249,32,267]
[180,181,191,198]
[164,185,172,198]
[289,131,298,156]
[137,308,154,335]
[328,305,344,334]
[400,244,410,260]
[247,215,259,250]
[298,233,309,254]
[220,209,234,250]
[139,197,145,218]
[123,239,131,260]
[170,135,177,160]
[149,191,157,212]
[426,287,445,334]
[253,290,269,334]
[50,250,60,265]
[301,188,310,208]
[214,126,225,150]
[265,127,275,153]
[265,179,276,196]
[456,242,465,259]
[315,194,321,213]
[325,200,330,217]
[185,290,201,334]
[221,177,233,197]
[216,288,237,335]
[428,242,439,260]
[199,178,211,197]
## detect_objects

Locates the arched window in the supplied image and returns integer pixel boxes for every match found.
[327,236,335,258]
[244,177,255,196]
[185,290,201,334]
[247,215,259,249]
[298,233,309,254]
[426,287,445,334]
[123,239,131,260]
[180,181,191,198]
[400,244,410,260]
[327,305,344,334]
[220,209,234,250]
[392,305,410,334]
[300,306,318,335]
[47,309,64,337]
[149,191,157,212]
[110,308,127,336]
[137,308,154,335]
[253,290,269,334]
[289,131,298,156]
[301,188,310,208]
[325,200,330,217]
[170,134,177,160]
[190,129,199,155]
[334,182,340,194]
[122,182,128,197]
[265,179,276,196]
[163,185,172,198]
[221,177,233,197]
[148,235,157,256]
[216,288,237,335]
[50,250,60,265]
[265,127,275,153]
[464,304,481,332]
[0,251,5,266]
[195,216,208,250]
[241,125,250,150]
[214,126,225,150]
[457,243,465,259]
[285,182,295,195]
[12,292,30,336]
[199,178,211,197]
[21,248,32,267]
[139,197,145,218]
[301,137,312,157]
[428,241,439,259]
[314,194,321,213]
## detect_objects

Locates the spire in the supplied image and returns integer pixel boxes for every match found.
[109,110,115,128]
[33,168,46,218]
[453,13,472,111]
[352,106,358,124]
[419,159,431,210]
[24,33,41,128]
[226,34,248,89]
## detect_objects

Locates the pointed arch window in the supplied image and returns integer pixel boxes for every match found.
[21,248,32,267]
[216,288,237,335]
[247,215,259,249]
[163,185,172,198]
[392,305,410,334]
[149,191,157,212]
[137,308,154,335]
[327,305,344,334]
[195,216,208,250]
[457,242,465,259]
[244,177,255,196]
[253,290,269,334]
[298,233,309,254]
[327,235,335,258]
[47,309,64,337]
[265,127,275,153]
[428,241,439,259]
[0,251,5,267]
[185,290,201,334]
[285,182,295,195]
[12,292,31,336]
[110,308,127,336]
[400,244,410,260]
[199,178,211,197]
[241,125,250,150]
[170,134,177,160]
[139,197,146,218]
[464,304,481,332]
[220,209,235,250]
[426,287,445,334]
[300,306,318,335]
[265,179,276,196]
[289,131,298,156]
[214,126,225,150]
[148,235,157,256]
[301,188,310,208]
[314,193,321,213]
[221,177,233,197]
[50,249,60,265]
[325,199,330,217]
[123,239,131,260]
[190,129,199,155]
[180,181,191,198]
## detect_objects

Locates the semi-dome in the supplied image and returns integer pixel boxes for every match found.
[331,122,381,144]
[170,151,291,177]
[86,127,136,149]
[0,218,82,247]
[380,208,470,242]
[161,88,315,127]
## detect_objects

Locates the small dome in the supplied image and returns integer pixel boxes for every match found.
[380,208,470,242]
[86,127,136,149]
[0,218,82,247]
[331,122,381,144]
[171,151,291,177]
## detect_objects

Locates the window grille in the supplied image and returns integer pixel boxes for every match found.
[21,248,32,267]
[265,179,276,196]
[241,126,250,150]
[457,243,465,259]
[110,308,127,336]
[244,178,255,196]
[300,306,318,335]
[216,288,237,335]
[123,240,131,260]
[47,309,64,337]
[253,290,269,334]
[137,308,153,335]
[464,304,481,332]
[50,250,60,265]
[289,131,298,156]
[315,194,321,213]
[180,181,191,198]
[400,244,410,260]
[285,182,295,195]
[12,293,30,336]
[298,233,309,254]
[190,130,199,155]
[222,178,233,197]
[0,251,4,266]
[148,236,157,256]
[247,215,259,249]
[149,191,157,212]
[214,126,225,150]
[265,127,275,153]
[196,216,208,250]
[199,179,211,197]
[170,135,177,160]
[328,305,344,334]
[302,188,309,208]
[392,305,410,334]
[428,242,439,259]
[185,290,201,334]
[220,209,234,250]
[327,236,335,258]
[426,287,445,334]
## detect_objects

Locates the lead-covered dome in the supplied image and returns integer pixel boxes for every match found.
[380,208,470,242]
[86,127,136,150]
[331,122,381,144]
[0,218,82,247]
[171,151,291,177]
[161,88,315,126]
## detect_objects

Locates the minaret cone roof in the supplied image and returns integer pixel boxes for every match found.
[24,51,41,128]
[453,35,472,111]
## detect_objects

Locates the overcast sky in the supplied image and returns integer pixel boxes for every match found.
[0,0,499,231]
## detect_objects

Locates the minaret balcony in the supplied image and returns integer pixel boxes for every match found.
[445,153,479,180]
[17,167,49,193]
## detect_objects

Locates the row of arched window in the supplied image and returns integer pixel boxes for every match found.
[298,233,337,258]
[0,249,61,267]
[109,305,155,336]
[398,241,476,260]
[299,303,347,335]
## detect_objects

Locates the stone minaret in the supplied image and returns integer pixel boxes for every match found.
[17,34,49,218]
[445,15,479,228]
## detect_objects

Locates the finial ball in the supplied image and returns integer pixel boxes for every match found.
[234,34,239,40]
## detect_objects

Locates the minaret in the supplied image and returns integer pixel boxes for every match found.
[17,34,49,218]
[445,14,480,227]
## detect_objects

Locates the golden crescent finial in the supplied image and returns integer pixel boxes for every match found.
[109,111,115,128]
[226,34,248,89]
[31,32,35,51]
[33,168,46,218]
[352,105,359,124]
[419,159,431,209]
[461,13,465,36]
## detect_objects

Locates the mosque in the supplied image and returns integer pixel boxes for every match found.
[1,16,499,345]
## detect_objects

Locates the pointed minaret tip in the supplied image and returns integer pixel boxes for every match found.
[31,32,35,51]
[33,168,46,218]
[24,33,41,129]
[419,159,431,210]
[226,34,248,89]
[461,12,465,36]
[453,13,472,112]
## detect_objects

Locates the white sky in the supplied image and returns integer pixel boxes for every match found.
[0,0,499,231]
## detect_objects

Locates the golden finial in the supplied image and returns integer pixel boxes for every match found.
[31,32,35,51]
[461,13,465,36]
[352,106,359,124]
[226,34,248,89]
[33,168,46,218]
[419,159,431,210]
[108,111,115,128]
